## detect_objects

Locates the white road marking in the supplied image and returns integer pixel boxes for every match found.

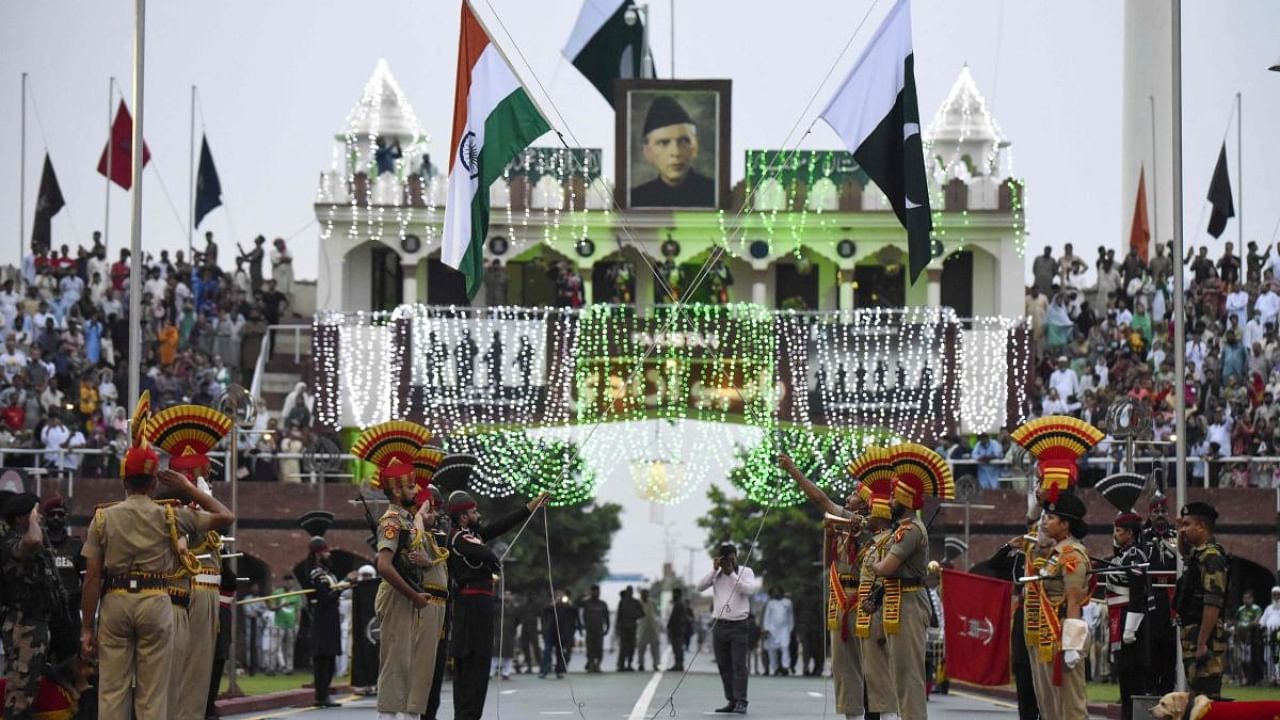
[627,647,672,720]
[501,689,518,695]
[807,691,824,697]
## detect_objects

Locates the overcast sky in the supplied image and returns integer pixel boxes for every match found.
[3,1,1278,284]
[3,0,1278,578]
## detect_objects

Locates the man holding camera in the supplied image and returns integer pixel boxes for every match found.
[697,543,760,715]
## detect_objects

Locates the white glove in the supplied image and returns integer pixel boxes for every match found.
[1063,649,1081,669]
[1122,611,1143,645]
[1061,618,1088,652]
[1026,491,1042,524]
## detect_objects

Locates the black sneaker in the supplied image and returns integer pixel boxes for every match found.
[732,702,748,714]
[714,704,736,713]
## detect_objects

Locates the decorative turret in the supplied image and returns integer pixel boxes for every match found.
[926,65,1008,181]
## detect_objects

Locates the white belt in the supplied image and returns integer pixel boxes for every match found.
[1106,595,1130,607]
[195,573,220,585]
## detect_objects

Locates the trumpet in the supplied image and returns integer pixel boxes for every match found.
[823,512,858,525]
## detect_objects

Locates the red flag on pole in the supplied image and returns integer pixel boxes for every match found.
[1129,167,1151,262]
[942,569,1012,687]
[96,100,151,190]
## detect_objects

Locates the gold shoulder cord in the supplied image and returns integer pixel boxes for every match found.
[165,505,202,578]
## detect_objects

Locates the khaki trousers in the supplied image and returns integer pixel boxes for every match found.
[860,612,897,714]
[884,590,929,720]
[831,625,864,716]
[180,588,219,720]
[166,599,190,719]
[1029,650,1088,720]
[375,582,446,714]
[98,592,174,720]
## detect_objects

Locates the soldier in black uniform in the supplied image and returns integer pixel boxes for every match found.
[421,485,452,720]
[0,492,68,718]
[446,488,548,720]
[1096,473,1152,720]
[1141,492,1179,695]
[1175,501,1229,704]
[306,537,346,708]
[41,496,83,663]
[578,585,610,673]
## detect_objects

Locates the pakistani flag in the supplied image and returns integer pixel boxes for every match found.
[820,0,933,283]
[564,0,648,105]
[443,1,551,298]
[194,135,223,228]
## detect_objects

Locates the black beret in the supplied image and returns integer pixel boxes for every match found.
[2,493,39,518]
[642,96,694,137]
[1180,501,1218,522]
[1045,493,1087,523]
[718,543,737,556]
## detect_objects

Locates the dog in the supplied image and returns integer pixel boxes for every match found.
[0,654,97,719]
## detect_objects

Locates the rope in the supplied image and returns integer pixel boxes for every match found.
[24,78,86,243]
[542,507,590,720]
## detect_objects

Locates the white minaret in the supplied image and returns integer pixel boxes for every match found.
[1121,1,1175,253]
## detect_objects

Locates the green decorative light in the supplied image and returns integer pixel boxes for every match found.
[468,430,599,507]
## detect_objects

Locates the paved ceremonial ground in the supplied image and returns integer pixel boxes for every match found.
[225,647,1077,719]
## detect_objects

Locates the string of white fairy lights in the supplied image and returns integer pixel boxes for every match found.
[315,303,1027,506]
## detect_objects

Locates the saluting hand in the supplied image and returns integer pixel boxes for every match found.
[157,469,193,492]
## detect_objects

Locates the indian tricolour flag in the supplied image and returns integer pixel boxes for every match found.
[444,1,551,297]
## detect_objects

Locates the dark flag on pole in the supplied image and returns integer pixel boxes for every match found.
[194,135,223,228]
[820,0,933,283]
[1206,142,1235,239]
[563,0,650,106]
[96,100,152,190]
[348,579,380,688]
[31,154,65,254]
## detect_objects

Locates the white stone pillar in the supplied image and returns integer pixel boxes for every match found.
[402,268,417,305]
[751,269,767,306]
[839,269,855,313]
[926,269,942,308]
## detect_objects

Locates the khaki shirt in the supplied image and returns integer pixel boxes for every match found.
[886,517,928,578]
[1042,537,1090,609]
[377,505,422,585]
[82,494,212,576]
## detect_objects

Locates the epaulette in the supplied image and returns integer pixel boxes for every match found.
[94,500,121,511]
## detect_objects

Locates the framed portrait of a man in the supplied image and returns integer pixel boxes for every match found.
[615,79,731,210]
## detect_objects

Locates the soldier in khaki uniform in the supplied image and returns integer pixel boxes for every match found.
[1175,502,1228,704]
[856,495,898,719]
[1009,414,1105,720]
[1027,493,1092,720]
[349,421,448,720]
[779,447,895,720]
[80,437,234,720]
[872,443,954,720]
[146,403,233,720]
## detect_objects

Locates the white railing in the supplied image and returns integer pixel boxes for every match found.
[249,324,312,399]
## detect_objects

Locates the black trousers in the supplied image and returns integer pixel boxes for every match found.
[206,658,225,716]
[423,638,447,720]
[1115,662,1148,720]
[1149,624,1178,695]
[617,628,636,669]
[313,655,336,702]
[452,653,491,720]
[586,628,604,665]
[1011,607,1039,720]
[670,632,685,668]
[713,620,750,705]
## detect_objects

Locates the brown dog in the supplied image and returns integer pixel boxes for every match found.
[1150,691,1214,720]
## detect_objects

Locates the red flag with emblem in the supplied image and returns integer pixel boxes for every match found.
[942,569,1012,686]
[97,100,152,190]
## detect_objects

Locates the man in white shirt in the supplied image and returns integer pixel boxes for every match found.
[1255,285,1280,328]
[697,543,760,715]
[40,413,71,469]
[1225,283,1250,329]
[1048,356,1081,402]
[1245,315,1267,351]
[0,336,28,382]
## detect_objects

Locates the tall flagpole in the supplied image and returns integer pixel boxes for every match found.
[1149,94,1158,248]
[188,85,196,262]
[1237,91,1242,253]
[1171,0,1187,517]
[19,73,27,268]
[126,0,146,410]
[104,77,114,251]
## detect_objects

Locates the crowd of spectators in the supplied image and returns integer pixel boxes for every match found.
[0,231,304,479]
